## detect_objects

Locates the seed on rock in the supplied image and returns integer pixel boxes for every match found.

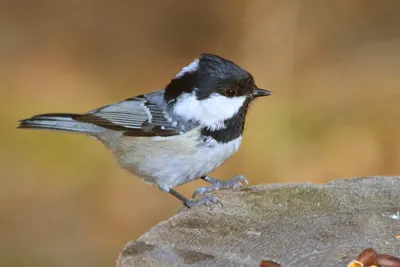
[347,260,363,267]
[356,248,377,266]
[375,254,400,267]
[260,260,281,267]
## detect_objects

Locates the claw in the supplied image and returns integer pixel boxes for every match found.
[192,187,212,199]
[237,175,249,185]
[185,195,223,209]
[192,175,248,198]
[216,199,223,208]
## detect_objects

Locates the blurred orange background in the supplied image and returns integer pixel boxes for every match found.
[1,1,400,266]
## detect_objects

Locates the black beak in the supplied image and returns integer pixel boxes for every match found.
[253,88,273,98]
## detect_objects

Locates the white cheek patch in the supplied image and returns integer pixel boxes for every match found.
[175,59,199,78]
[172,92,246,130]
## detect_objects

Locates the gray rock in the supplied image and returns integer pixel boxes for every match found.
[116,176,400,267]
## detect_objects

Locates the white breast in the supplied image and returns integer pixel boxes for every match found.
[112,127,242,191]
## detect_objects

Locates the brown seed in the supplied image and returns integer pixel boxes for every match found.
[260,260,281,267]
[356,248,377,265]
[375,254,400,267]
[347,260,364,267]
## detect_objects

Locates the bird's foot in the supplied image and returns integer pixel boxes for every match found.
[192,175,248,198]
[168,188,222,210]
[184,195,223,210]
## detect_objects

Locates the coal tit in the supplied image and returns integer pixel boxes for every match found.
[18,53,272,208]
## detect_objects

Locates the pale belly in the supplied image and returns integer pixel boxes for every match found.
[108,128,242,191]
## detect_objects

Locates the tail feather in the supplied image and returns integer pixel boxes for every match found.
[18,113,104,134]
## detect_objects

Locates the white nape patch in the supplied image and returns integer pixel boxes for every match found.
[172,92,246,130]
[175,59,199,78]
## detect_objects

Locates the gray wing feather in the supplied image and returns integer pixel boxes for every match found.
[77,94,181,136]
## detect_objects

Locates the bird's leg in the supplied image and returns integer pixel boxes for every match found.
[168,188,222,209]
[192,175,248,198]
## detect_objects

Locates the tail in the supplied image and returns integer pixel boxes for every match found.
[18,113,104,134]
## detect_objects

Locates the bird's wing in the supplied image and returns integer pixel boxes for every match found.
[75,94,183,137]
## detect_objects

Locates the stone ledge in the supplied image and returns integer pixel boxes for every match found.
[116,176,400,267]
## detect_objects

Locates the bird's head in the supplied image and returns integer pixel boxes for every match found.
[165,53,272,130]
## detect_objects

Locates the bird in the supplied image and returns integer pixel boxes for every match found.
[18,53,272,208]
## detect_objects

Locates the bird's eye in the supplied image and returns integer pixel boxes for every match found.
[225,88,237,97]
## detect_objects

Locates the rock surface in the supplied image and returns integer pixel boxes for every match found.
[116,177,400,267]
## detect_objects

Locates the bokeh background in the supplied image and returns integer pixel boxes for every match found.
[1,1,400,266]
